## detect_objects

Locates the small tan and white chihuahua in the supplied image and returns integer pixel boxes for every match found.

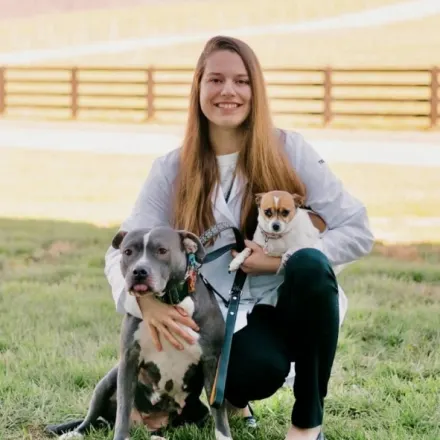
[228,190,321,273]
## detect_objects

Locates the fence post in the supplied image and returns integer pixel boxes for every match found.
[146,66,155,121]
[71,67,78,119]
[430,66,439,128]
[323,66,332,126]
[0,67,5,116]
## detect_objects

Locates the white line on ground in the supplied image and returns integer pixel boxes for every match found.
[0,0,439,64]
[1,120,440,167]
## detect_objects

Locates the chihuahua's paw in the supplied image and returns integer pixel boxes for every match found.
[228,258,241,273]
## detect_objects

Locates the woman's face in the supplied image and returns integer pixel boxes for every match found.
[199,50,252,130]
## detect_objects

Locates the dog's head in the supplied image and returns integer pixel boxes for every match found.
[112,226,205,297]
[255,190,304,235]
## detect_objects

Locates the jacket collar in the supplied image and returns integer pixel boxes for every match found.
[211,173,248,227]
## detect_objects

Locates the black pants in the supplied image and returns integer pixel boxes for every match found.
[224,248,340,429]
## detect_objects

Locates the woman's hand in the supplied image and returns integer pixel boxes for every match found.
[137,294,200,352]
[231,240,281,275]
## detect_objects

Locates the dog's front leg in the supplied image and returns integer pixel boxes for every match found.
[202,356,233,440]
[113,344,139,440]
[228,248,252,273]
[113,316,141,440]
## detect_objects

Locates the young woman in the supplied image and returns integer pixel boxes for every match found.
[104,36,374,440]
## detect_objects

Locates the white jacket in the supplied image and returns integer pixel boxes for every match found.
[104,130,374,333]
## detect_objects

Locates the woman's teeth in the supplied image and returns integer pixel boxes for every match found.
[216,103,239,109]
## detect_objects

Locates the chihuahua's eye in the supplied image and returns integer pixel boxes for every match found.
[264,209,273,218]
[157,247,168,255]
[124,249,132,256]
[281,209,290,217]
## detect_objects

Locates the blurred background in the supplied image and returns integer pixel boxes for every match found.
[0,0,439,242]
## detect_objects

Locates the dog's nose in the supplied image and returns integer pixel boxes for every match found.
[272,222,280,232]
[133,268,148,277]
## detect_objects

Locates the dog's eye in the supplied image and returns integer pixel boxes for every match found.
[264,209,273,217]
[124,249,132,256]
[157,247,168,255]
[281,209,290,217]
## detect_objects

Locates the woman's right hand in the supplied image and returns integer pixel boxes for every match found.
[137,294,200,352]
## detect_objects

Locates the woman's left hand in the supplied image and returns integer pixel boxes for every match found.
[231,240,281,275]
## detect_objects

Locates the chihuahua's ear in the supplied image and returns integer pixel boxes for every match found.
[255,192,265,206]
[112,230,128,249]
[292,194,305,207]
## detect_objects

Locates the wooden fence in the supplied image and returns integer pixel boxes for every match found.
[0,65,438,128]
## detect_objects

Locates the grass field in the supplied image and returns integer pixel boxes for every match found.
[0,217,439,440]
[1,147,440,242]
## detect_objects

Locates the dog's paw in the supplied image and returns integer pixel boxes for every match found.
[151,436,167,440]
[150,390,161,405]
[228,261,240,273]
[58,433,84,439]
[215,430,233,440]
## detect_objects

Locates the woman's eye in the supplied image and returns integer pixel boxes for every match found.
[281,210,290,217]
[158,248,168,255]
[237,79,249,85]
[264,209,273,217]
[124,249,132,256]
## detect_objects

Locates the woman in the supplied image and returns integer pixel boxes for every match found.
[104,36,374,440]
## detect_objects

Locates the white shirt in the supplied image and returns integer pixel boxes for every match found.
[104,130,374,331]
[217,152,239,198]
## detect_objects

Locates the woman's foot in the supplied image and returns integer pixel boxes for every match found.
[225,401,257,427]
[284,424,322,440]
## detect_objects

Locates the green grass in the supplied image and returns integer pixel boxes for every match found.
[0,217,439,439]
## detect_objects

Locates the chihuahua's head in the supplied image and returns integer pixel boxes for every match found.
[255,190,304,235]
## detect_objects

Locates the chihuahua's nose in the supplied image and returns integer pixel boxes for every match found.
[272,222,281,232]
[133,267,148,278]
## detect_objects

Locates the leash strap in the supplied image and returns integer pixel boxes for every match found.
[198,222,248,409]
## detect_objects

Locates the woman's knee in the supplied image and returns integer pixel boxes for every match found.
[226,341,290,402]
[284,248,336,295]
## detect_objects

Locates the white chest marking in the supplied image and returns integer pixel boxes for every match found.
[133,297,203,407]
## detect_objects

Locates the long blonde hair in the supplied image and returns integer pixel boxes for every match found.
[172,35,305,239]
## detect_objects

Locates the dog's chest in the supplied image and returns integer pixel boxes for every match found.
[133,297,203,407]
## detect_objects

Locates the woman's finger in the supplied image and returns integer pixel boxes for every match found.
[157,323,184,351]
[172,312,200,331]
[174,306,188,316]
[148,323,162,352]
[167,320,197,345]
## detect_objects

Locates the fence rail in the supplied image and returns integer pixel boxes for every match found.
[0,65,438,128]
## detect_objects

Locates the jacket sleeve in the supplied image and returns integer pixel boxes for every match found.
[279,132,375,274]
[104,156,173,318]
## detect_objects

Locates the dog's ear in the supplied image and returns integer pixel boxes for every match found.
[112,230,128,249]
[255,192,265,206]
[292,193,305,207]
[178,231,206,263]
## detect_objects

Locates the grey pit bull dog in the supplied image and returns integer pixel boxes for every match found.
[47,226,233,440]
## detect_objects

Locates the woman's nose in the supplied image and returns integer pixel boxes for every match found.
[220,80,236,96]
